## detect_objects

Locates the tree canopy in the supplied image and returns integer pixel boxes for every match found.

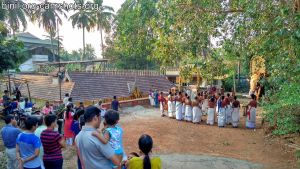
[0,30,27,73]
[104,0,300,134]
[104,0,159,69]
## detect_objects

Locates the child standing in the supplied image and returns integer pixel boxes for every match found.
[64,103,74,146]
[92,110,124,168]
[158,92,166,117]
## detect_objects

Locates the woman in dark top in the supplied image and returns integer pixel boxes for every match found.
[111,96,120,111]
[15,87,22,101]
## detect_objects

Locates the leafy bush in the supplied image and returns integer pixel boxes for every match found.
[39,65,56,73]
[262,83,300,135]
[222,77,233,92]
[65,64,84,71]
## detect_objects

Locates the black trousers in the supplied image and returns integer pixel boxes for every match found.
[44,159,63,169]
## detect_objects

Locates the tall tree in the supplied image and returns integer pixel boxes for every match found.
[70,0,95,61]
[4,0,28,36]
[31,0,67,61]
[44,33,64,48]
[80,44,96,60]
[92,0,114,57]
[0,0,5,21]
[104,0,158,69]
[0,23,26,73]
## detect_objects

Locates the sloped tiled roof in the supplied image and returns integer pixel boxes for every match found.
[12,72,174,102]
[18,74,74,101]
[15,32,58,46]
[69,72,174,102]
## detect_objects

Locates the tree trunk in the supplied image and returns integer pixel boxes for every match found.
[237,60,240,91]
[50,28,55,62]
[233,69,236,93]
[82,26,85,61]
[100,27,104,59]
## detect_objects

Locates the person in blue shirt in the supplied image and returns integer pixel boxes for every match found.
[24,98,33,109]
[71,112,85,169]
[71,110,85,136]
[3,98,12,116]
[2,90,10,104]
[10,98,18,110]
[1,115,22,169]
[16,116,42,169]
[153,90,159,108]
[111,96,120,111]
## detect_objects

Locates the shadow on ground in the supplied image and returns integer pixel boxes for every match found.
[159,154,262,169]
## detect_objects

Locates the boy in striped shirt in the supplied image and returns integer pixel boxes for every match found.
[40,115,66,169]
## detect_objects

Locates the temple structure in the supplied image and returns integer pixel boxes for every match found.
[4,70,174,103]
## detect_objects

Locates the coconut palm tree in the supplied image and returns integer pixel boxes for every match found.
[70,0,95,61]
[31,0,67,61]
[92,0,114,57]
[43,33,64,48]
[4,0,28,36]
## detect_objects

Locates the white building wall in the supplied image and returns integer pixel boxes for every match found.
[19,59,35,72]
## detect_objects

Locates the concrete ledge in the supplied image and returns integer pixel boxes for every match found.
[102,97,150,109]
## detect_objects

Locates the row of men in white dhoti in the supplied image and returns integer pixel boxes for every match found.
[164,93,214,124]
[161,92,244,128]
[160,91,258,129]
[216,94,241,127]
[166,93,203,124]
[217,94,258,129]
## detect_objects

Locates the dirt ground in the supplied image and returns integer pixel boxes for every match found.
[118,107,297,169]
[1,98,298,169]
[62,100,298,169]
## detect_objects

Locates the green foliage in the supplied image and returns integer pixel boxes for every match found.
[32,0,67,33]
[59,49,74,61]
[81,44,96,60]
[92,0,114,52]
[151,0,226,67]
[262,83,300,135]
[216,0,300,135]
[70,0,95,60]
[3,0,29,35]
[65,63,84,71]
[31,0,67,61]
[103,0,158,69]
[0,0,5,21]
[39,65,56,73]
[222,76,234,92]
[0,30,27,73]
[296,150,300,167]
[0,22,8,37]
[60,44,96,61]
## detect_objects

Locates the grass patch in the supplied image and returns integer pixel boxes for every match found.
[296,150,300,167]
[296,150,300,159]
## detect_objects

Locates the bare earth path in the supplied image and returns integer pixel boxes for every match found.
[118,106,296,169]
[0,102,296,169]
[62,104,296,169]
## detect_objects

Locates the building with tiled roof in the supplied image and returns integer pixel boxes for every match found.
[14,32,58,52]
[13,32,59,72]
[69,72,174,102]
[9,71,174,102]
